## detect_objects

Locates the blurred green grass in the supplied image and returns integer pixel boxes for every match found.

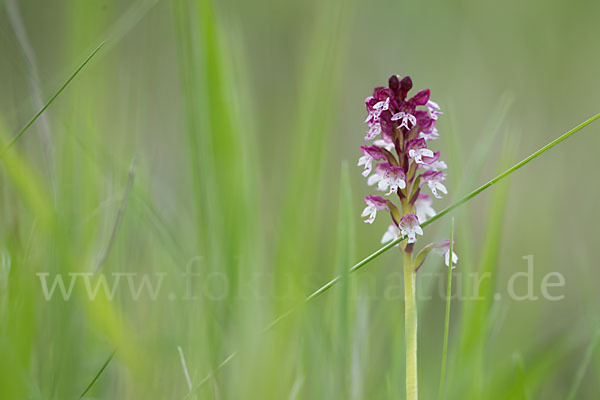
[1,0,600,398]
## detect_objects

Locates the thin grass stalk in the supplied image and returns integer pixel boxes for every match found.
[566,330,600,400]
[438,218,454,400]
[1,42,105,154]
[78,349,116,399]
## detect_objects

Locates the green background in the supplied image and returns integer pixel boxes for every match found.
[1,0,599,398]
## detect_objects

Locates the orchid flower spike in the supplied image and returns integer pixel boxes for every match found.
[358,75,449,248]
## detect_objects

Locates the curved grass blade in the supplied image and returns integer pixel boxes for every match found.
[2,41,105,153]
[78,348,116,399]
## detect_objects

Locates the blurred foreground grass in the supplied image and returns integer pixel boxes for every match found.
[1,0,600,399]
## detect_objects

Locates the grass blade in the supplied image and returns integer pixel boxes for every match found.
[2,41,105,153]
[566,330,600,400]
[78,349,116,399]
[438,218,455,400]
[177,346,197,400]
[94,159,136,273]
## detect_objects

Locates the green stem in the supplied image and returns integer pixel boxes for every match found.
[438,218,454,400]
[403,249,418,400]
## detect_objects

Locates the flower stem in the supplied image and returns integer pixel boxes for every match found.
[403,249,418,400]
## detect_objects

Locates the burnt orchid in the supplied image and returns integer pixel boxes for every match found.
[360,74,454,249]
[359,75,458,400]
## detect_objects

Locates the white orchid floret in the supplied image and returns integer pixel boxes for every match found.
[391,111,417,130]
[365,97,390,125]
[426,100,442,120]
[373,97,390,113]
[444,249,459,268]
[420,170,448,199]
[381,224,401,245]
[431,240,458,268]
[364,122,382,141]
[399,214,423,244]
[415,239,458,270]
[361,195,389,224]
[419,126,439,141]
[406,138,434,165]
[357,155,372,177]
[370,163,406,195]
[414,193,436,223]
[358,145,387,177]
[422,160,448,171]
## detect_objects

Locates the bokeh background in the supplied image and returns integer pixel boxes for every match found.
[1,0,600,398]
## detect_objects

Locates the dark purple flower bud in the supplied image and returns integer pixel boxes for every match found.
[389,75,400,92]
[399,76,413,100]
[415,110,435,134]
[409,89,430,106]
[373,87,394,102]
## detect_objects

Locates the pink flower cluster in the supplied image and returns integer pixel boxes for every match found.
[359,75,456,266]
